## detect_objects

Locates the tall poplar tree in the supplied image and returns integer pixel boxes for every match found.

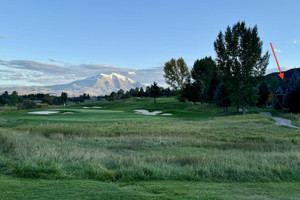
[214,21,269,114]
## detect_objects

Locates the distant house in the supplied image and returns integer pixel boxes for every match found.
[274,82,291,106]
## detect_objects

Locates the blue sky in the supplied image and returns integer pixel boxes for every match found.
[0,0,299,86]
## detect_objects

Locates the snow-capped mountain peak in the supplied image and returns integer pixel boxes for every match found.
[100,73,135,83]
[0,73,144,96]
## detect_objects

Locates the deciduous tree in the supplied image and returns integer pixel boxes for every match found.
[191,57,217,102]
[215,83,231,113]
[9,91,19,106]
[60,92,68,105]
[214,21,269,114]
[182,81,201,104]
[163,58,190,91]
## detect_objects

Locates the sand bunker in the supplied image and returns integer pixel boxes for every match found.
[161,113,173,116]
[134,110,172,116]
[134,110,162,115]
[28,111,60,115]
[62,112,74,114]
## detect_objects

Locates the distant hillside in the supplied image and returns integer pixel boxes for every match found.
[266,68,300,80]
[0,73,144,96]
[264,68,300,90]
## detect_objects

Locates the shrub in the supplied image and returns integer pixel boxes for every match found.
[37,103,49,108]
[17,100,37,110]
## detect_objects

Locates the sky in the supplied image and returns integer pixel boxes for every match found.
[0,0,300,86]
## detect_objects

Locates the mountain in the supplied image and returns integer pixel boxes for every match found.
[0,73,144,96]
[264,68,300,91]
[266,68,300,80]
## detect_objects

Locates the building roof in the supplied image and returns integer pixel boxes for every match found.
[275,82,289,93]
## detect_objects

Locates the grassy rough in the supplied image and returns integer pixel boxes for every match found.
[0,97,299,183]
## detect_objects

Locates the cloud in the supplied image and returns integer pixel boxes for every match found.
[0,59,165,86]
[293,39,300,44]
[266,66,296,74]
[131,66,165,86]
[48,59,61,63]
[0,60,69,75]
[0,35,9,39]
[274,49,281,53]
[0,70,26,82]
[0,69,15,73]
[282,66,295,71]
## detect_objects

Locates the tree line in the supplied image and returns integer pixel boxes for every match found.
[0,91,91,109]
[3,22,299,113]
[163,21,270,114]
[104,84,173,103]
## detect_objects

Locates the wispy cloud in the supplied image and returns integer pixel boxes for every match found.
[0,35,9,39]
[48,59,61,63]
[266,66,297,74]
[0,60,69,75]
[274,49,281,53]
[0,59,165,86]
[132,66,165,86]
[282,66,296,71]
[0,69,15,73]
[293,39,300,44]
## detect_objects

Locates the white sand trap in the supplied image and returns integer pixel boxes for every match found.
[161,113,173,116]
[28,111,59,115]
[62,112,74,114]
[134,110,163,116]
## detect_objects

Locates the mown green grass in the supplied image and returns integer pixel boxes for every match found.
[0,97,300,198]
[1,175,300,200]
[2,97,220,123]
